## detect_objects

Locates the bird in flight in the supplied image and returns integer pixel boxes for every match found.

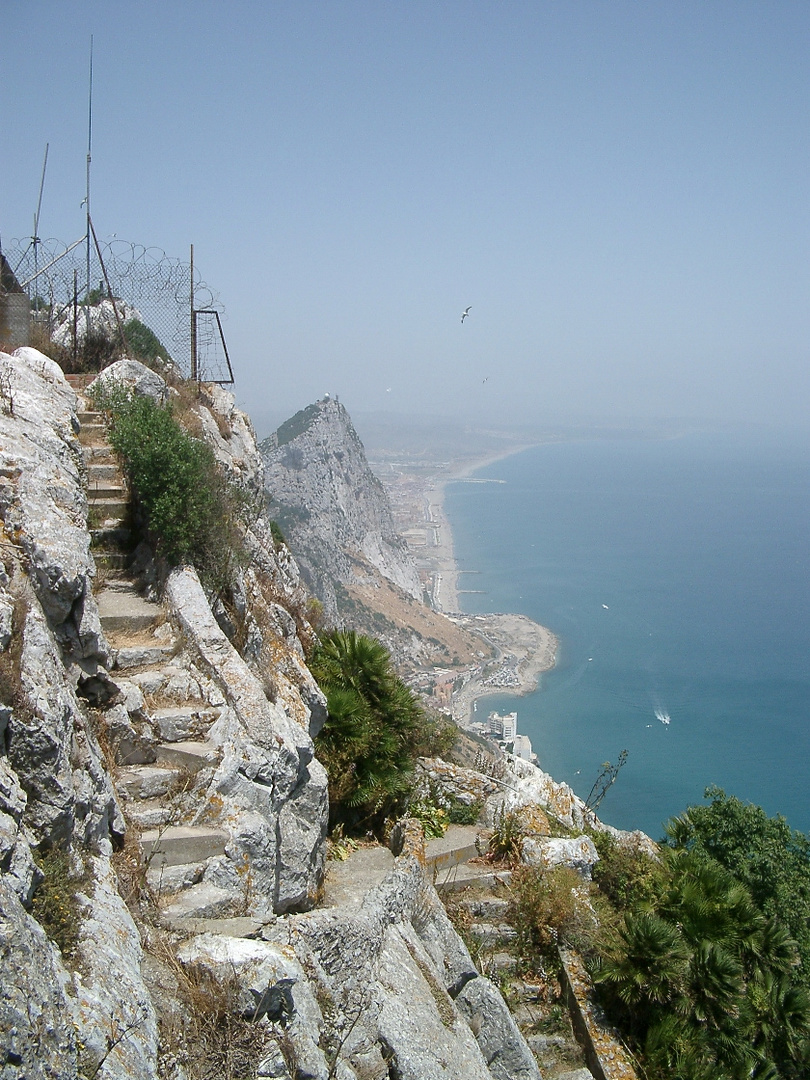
[461,306,471,323]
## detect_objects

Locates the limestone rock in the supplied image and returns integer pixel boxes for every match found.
[51,297,140,350]
[0,348,108,673]
[261,398,422,621]
[521,835,600,879]
[455,975,542,1080]
[70,856,159,1080]
[165,566,327,912]
[88,358,168,404]
[0,876,77,1079]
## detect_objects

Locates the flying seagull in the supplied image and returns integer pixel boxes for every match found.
[461,306,471,323]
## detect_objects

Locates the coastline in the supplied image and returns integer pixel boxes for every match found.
[427,444,539,614]
[419,443,560,726]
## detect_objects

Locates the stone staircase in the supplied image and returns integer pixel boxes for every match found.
[71,376,234,925]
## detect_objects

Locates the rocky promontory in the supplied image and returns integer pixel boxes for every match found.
[2,349,618,1080]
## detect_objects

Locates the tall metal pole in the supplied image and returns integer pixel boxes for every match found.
[190,243,197,380]
[85,36,94,343]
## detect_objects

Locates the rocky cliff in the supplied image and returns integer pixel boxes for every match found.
[260,398,488,672]
[0,351,555,1080]
[260,398,423,617]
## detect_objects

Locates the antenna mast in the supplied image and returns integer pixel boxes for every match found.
[32,143,49,312]
[85,35,94,328]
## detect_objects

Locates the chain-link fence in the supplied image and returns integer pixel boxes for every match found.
[2,231,232,383]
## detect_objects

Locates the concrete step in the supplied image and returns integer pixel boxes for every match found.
[433,861,511,895]
[140,825,228,869]
[150,706,219,743]
[97,587,162,634]
[425,825,487,872]
[124,799,177,830]
[159,883,235,923]
[116,763,186,801]
[156,741,220,774]
[94,551,132,571]
[91,526,133,548]
[114,642,178,671]
[88,497,129,517]
[87,484,127,500]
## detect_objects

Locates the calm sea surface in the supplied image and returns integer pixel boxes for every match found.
[444,433,810,839]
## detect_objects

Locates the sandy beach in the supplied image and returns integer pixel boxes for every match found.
[424,445,539,614]
[385,443,560,726]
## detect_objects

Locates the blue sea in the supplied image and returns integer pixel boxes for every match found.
[444,432,810,839]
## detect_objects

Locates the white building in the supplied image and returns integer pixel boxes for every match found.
[512,734,533,761]
[488,711,518,741]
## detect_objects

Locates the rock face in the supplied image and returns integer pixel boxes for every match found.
[0,350,585,1079]
[261,398,423,621]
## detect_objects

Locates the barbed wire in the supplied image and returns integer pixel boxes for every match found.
[4,235,226,380]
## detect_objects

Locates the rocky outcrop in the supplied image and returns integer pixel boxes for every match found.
[261,398,423,621]
[0,350,590,1079]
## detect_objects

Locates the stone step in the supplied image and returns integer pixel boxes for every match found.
[159,883,235,923]
[424,825,487,872]
[79,423,106,440]
[83,445,116,463]
[156,741,220,774]
[91,525,133,548]
[114,642,178,671]
[86,463,122,482]
[78,410,103,424]
[146,860,204,895]
[150,706,219,743]
[67,373,97,389]
[94,551,132,571]
[124,799,177,830]
[433,862,512,895]
[116,763,186,801]
[469,922,518,944]
[88,496,129,517]
[140,825,228,869]
[162,914,272,938]
[87,483,127,500]
[97,587,162,634]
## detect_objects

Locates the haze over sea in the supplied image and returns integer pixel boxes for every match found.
[445,432,810,839]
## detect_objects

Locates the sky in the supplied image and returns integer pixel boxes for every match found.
[3,1,810,437]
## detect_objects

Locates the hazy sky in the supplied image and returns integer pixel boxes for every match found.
[4,2,809,435]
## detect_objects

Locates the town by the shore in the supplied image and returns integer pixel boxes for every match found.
[376,445,559,728]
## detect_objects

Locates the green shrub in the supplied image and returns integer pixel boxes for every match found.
[269,519,286,549]
[310,629,427,831]
[511,864,600,957]
[446,798,482,826]
[590,829,665,912]
[488,808,524,865]
[90,384,246,591]
[408,799,448,839]
[31,849,85,960]
[122,318,171,366]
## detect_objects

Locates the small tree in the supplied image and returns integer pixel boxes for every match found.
[309,629,425,830]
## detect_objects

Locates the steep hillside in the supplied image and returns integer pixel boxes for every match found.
[261,398,422,615]
[261,397,490,671]
[0,351,555,1080]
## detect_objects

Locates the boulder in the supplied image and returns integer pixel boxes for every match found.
[521,835,600,879]
[88,358,168,404]
[0,877,77,1079]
